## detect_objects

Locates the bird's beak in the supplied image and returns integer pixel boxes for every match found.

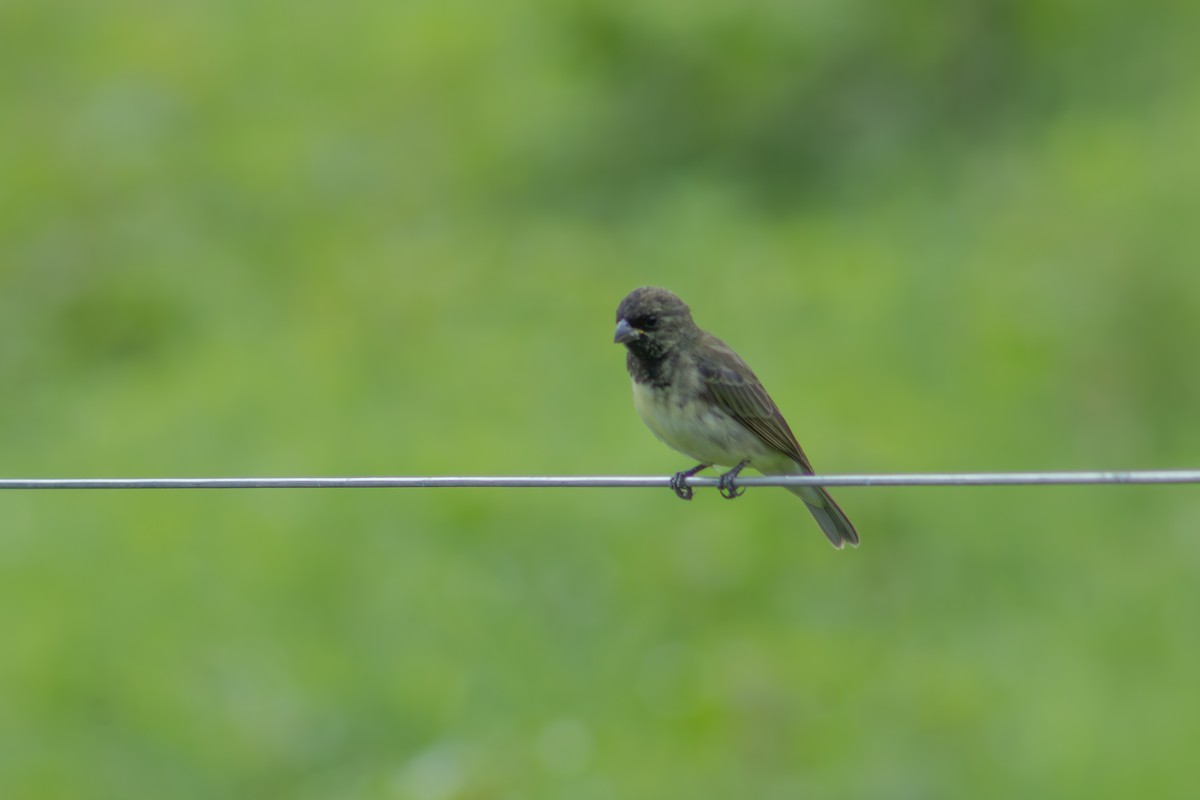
[613,318,641,344]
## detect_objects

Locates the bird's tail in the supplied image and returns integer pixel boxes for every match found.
[785,483,859,549]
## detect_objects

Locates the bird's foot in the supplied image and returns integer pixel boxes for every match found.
[670,463,710,501]
[717,460,750,499]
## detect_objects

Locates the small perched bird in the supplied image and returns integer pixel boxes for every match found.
[614,286,858,549]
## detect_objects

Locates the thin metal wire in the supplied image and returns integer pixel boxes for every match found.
[1,470,1198,490]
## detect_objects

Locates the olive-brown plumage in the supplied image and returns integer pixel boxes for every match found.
[614,286,858,548]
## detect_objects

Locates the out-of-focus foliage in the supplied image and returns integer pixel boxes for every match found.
[2,0,1200,797]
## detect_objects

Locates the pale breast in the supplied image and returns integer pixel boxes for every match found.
[632,380,776,467]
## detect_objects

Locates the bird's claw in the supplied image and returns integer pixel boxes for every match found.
[717,460,750,500]
[670,471,695,500]
[669,463,709,501]
[717,474,744,499]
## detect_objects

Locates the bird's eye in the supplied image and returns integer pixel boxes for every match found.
[642,315,658,329]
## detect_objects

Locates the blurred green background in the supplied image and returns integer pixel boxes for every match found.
[3,0,1200,797]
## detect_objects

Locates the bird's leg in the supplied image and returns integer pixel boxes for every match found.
[670,463,710,501]
[717,460,750,499]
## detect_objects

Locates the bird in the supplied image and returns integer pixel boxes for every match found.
[614,286,858,549]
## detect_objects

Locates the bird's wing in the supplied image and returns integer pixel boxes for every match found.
[694,337,815,472]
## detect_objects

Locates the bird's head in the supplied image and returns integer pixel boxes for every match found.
[614,287,697,359]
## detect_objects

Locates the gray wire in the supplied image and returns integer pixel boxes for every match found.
[1,470,1198,490]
